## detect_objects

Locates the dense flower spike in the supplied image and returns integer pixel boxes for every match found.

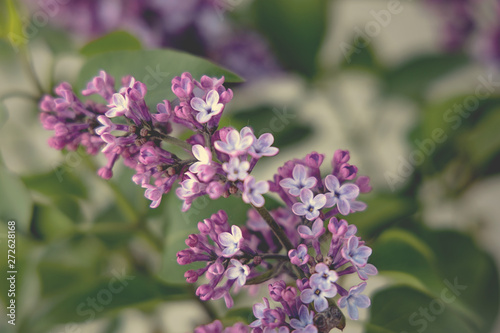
[40,71,376,332]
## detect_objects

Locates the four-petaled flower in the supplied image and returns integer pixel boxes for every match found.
[279,164,317,196]
[310,263,338,292]
[189,144,212,173]
[338,282,371,320]
[190,90,224,123]
[242,176,269,207]
[356,263,378,281]
[300,284,337,312]
[219,225,243,257]
[288,244,310,266]
[226,259,250,288]
[249,133,279,158]
[341,236,372,267]
[297,218,325,240]
[106,93,129,117]
[222,157,250,181]
[292,189,326,221]
[250,298,271,328]
[324,175,360,215]
[290,305,318,333]
[214,128,254,156]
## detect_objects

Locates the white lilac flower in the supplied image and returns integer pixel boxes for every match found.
[190,89,224,123]
[249,133,279,158]
[219,225,242,257]
[292,188,326,221]
[189,144,212,173]
[337,282,371,320]
[279,164,317,197]
[106,93,129,117]
[324,175,360,215]
[214,128,254,156]
[341,236,372,267]
[226,259,250,288]
[222,157,250,181]
[310,263,339,291]
[242,176,269,207]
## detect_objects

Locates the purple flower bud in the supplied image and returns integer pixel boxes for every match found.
[184,270,199,283]
[268,281,286,302]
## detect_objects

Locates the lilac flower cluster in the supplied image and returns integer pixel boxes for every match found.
[40,71,280,210]
[23,0,279,79]
[177,149,377,332]
[41,71,377,332]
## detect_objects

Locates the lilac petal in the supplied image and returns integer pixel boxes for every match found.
[254,181,270,193]
[252,194,265,207]
[303,177,317,188]
[322,286,337,298]
[219,233,234,246]
[300,289,314,304]
[356,246,372,258]
[226,130,240,147]
[279,178,296,189]
[311,219,324,235]
[347,302,360,320]
[263,147,279,156]
[351,282,367,294]
[337,198,351,215]
[214,141,231,154]
[239,135,254,150]
[348,236,359,251]
[314,296,328,312]
[258,133,274,146]
[339,184,360,199]
[222,247,237,257]
[305,210,320,221]
[292,203,308,216]
[231,225,242,240]
[338,297,347,308]
[190,97,207,112]
[196,111,212,124]
[325,175,339,192]
[350,200,367,212]
[315,263,328,275]
[206,90,219,106]
[354,295,371,308]
[297,225,313,238]
[293,164,306,181]
[313,194,326,209]
[226,267,241,280]
[325,193,337,208]
[290,318,304,330]
[211,104,223,115]
[300,189,313,203]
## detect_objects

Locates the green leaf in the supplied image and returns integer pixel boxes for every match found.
[22,169,88,199]
[1,0,25,47]
[382,53,469,101]
[80,31,142,57]
[251,0,328,78]
[224,307,254,325]
[0,164,33,232]
[367,228,499,333]
[461,108,500,167]
[345,194,417,239]
[30,203,76,241]
[77,49,243,111]
[159,193,250,284]
[35,26,74,55]
[340,37,382,74]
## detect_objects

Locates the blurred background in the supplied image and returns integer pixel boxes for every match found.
[0,0,499,332]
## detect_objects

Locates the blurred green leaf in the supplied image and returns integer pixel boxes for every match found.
[30,203,76,241]
[1,0,25,47]
[382,53,469,101]
[340,38,382,73]
[0,164,33,232]
[345,194,417,239]
[35,26,74,55]
[367,228,499,333]
[159,193,250,284]
[231,105,313,148]
[0,99,8,128]
[80,31,142,57]
[462,108,500,168]
[251,0,328,78]
[22,169,88,199]
[77,49,243,111]
[224,307,254,325]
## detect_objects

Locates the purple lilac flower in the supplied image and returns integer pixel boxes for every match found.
[338,282,371,320]
[310,263,338,292]
[290,305,318,333]
[297,218,325,240]
[222,157,250,181]
[250,298,271,328]
[341,236,372,267]
[279,164,317,196]
[190,90,224,123]
[215,128,254,157]
[292,189,326,221]
[226,259,250,288]
[356,263,378,281]
[242,176,269,207]
[300,284,337,312]
[324,175,360,215]
[288,244,310,266]
[190,144,213,173]
[219,225,243,257]
[249,133,279,158]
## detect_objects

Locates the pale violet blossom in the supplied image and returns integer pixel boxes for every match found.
[219,225,242,257]
[106,93,129,117]
[249,133,279,158]
[189,144,212,173]
[222,157,250,181]
[242,176,269,207]
[226,259,250,288]
[214,128,254,156]
[190,89,224,123]
[292,189,326,221]
[338,282,371,320]
[279,164,317,196]
[324,175,360,215]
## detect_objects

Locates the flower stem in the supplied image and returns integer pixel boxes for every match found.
[157,132,192,151]
[252,204,294,251]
